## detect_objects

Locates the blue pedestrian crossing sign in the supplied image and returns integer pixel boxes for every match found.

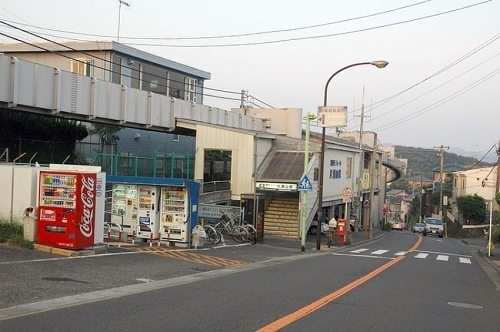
[297,174,313,191]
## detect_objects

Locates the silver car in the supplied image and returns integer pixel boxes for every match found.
[412,222,425,233]
[423,218,444,238]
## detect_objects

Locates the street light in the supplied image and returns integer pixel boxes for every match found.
[316,60,389,250]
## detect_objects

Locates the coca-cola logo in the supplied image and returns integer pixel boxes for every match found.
[80,175,95,238]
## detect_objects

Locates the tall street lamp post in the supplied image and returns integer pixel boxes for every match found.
[316,60,389,250]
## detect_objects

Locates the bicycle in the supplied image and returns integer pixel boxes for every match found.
[213,210,248,243]
[203,224,221,245]
[242,223,257,245]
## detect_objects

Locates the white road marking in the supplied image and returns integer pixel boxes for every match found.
[414,249,472,258]
[415,253,428,259]
[459,257,472,264]
[371,249,389,255]
[436,255,449,261]
[350,248,369,253]
[331,253,394,260]
[344,249,472,265]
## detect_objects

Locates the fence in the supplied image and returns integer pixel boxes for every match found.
[90,151,195,179]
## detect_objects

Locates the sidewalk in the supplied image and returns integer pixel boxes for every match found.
[459,236,500,272]
[260,227,386,252]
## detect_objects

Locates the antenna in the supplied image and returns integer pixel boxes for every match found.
[117,0,130,42]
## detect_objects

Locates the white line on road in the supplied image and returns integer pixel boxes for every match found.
[414,249,472,258]
[350,248,369,253]
[436,255,449,261]
[459,257,472,264]
[395,251,407,256]
[331,253,394,260]
[371,250,389,255]
[0,251,140,266]
[415,253,428,259]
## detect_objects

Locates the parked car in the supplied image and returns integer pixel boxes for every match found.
[349,213,360,231]
[308,220,329,235]
[423,218,444,238]
[391,221,403,231]
[412,222,425,233]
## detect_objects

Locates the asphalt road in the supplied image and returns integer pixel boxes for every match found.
[0,231,499,331]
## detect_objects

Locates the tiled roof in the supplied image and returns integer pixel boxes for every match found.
[258,151,305,182]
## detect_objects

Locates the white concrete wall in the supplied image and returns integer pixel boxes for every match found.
[194,125,273,200]
[0,164,39,221]
[232,107,303,139]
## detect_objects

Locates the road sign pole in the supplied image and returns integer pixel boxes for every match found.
[300,113,315,252]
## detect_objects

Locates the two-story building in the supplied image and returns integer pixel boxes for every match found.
[451,167,498,222]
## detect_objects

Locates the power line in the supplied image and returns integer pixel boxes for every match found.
[0,1,490,48]
[371,66,500,132]
[0,1,432,41]
[346,49,500,130]
[121,1,492,48]
[348,31,500,117]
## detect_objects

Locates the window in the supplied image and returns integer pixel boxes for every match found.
[142,64,167,95]
[131,61,141,89]
[169,71,185,99]
[111,56,122,83]
[185,77,197,102]
[71,59,92,76]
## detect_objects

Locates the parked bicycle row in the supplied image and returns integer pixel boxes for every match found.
[202,210,257,245]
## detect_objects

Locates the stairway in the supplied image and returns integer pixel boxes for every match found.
[264,198,300,238]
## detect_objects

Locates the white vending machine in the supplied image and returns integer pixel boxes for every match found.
[135,186,159,239]
[160,186,189,242]
[111,184,138,235]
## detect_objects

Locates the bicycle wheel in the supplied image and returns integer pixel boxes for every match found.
[204,225,221,244]
[231,226,248,243]
[244,225,257,245]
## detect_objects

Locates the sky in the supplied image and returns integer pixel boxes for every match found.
[1,0,499,162]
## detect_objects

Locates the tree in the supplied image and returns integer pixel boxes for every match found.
[0,111,88,163]
[389,179,410,192]
[88,124,121,154]
[456,194,487,224]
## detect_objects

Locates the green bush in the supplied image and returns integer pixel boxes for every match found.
[491,225,500,243]
[345,234,353,245]
[0,221,23,241]
[0,219,34,249]
[383,221,392,231]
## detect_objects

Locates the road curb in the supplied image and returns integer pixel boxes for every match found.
[34,244,107,257]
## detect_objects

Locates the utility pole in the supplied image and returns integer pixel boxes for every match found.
[433,145,449,219]
[240,90,247,109]
[496,140,500,195]
[368,132,377,239]
[355,87,369,229]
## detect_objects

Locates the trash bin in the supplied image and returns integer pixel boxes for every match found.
[22,207,37,242]
[191,225,206,248]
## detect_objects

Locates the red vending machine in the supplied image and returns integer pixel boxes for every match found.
[37,170,97,249]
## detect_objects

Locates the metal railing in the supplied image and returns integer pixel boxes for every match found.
[90,151,195,179]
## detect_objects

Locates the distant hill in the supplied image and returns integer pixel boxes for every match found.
[393,145,495,179]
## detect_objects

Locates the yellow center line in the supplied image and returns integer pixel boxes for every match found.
[257,236,422,332]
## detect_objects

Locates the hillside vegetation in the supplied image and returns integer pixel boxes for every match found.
[393,145,494,179]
